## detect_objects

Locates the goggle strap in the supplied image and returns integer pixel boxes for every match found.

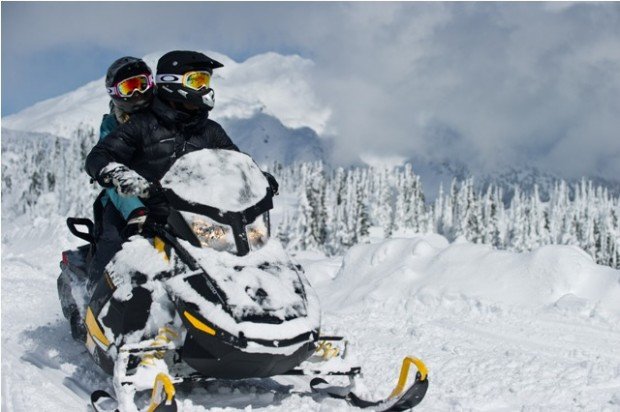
[156,74,184,84]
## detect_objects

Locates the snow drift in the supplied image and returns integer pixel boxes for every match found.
[3,215,620,410]
[325,235,620,318]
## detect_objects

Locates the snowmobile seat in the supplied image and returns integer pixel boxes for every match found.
[61,245,91,275]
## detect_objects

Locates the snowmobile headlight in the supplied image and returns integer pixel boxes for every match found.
[181,212,236,253]
[246,212,270,251]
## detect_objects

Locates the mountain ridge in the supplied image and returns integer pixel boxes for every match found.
[1,50,329,166]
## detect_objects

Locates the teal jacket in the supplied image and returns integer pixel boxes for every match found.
[99,113,145,220]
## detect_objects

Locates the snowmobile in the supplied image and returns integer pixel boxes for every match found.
[57,149,429,412]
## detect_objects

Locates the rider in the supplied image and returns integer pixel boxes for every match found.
[87,56,155,291]
[86,50,243,290]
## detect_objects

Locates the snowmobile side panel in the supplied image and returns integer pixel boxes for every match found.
[100,286,153,339]
[57,264,88,341]
[84,329,116,375]
[89,272,117,315]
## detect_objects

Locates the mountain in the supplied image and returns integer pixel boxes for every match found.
[1,51,330,165]
[4,50,620,202]
[221,112,324,165]
[375,154,620,201]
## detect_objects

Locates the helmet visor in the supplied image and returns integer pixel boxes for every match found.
[183,71,211,91]
[113,74,153,97]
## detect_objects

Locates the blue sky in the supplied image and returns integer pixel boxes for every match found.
[2,2,313,115]
[3,2,620,178]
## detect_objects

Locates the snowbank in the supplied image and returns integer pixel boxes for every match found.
[325,235,620,318]
[3,216,620,411]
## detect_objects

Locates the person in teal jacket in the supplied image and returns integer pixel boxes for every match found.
[98,108,146,220]
[88,56,155,292]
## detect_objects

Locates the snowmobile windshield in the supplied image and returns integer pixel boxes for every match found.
[161,149,274,256]
[161,149,270,212]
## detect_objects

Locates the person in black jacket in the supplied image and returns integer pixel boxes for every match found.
[86,57,156,292]
[85,50,242,290]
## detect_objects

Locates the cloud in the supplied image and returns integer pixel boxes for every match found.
[304,3,620,178]
[3,2,620,179]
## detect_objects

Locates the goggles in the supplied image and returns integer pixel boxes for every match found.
[107,74,154,98]
[156,71,211,91]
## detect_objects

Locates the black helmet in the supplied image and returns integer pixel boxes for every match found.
[105,56,154,114]
[156,50,224,111]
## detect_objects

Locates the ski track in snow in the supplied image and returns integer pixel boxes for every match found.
[2,215,620,411]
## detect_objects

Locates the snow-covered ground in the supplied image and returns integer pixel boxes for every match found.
[2,211,620,411]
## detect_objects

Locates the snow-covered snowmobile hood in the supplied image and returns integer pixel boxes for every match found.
[154,149,320,354]
[167,239,321,354]
[160,149,270,212]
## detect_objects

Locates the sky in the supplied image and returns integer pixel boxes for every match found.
[3,2,620,179]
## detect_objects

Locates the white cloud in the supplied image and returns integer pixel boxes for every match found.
[3,2,620,179]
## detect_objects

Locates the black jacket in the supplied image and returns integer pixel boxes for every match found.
[86,96,239,183]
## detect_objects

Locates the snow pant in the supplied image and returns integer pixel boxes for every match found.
[88,202,125,291]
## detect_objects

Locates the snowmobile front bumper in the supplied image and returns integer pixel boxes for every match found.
[179,304,319,379]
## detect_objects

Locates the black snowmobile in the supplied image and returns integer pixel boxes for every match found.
[57,149,428,412]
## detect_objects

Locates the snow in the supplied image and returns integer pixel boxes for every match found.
[4,43,619,412]
[327,237,620,317]
[3,211,620,411]
[161,150,269,212]
[104,236,172,301]
[166,239,321,352]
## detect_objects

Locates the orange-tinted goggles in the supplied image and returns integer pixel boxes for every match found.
[183,71,211,91]
[156,71,211,91]
[107,74,154,98]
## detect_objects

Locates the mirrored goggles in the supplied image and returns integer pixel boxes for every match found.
[156,71,211,91]
[107,74,154,98]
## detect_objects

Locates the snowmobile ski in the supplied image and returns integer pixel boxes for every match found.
[91,373,177,412]
[310,356,428,411]
[91,389,119,412]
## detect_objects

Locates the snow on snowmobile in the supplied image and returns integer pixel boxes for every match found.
[57,149,429,412]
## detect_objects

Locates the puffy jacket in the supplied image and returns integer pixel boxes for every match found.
[86,96,239,184]
[98,112,145,220]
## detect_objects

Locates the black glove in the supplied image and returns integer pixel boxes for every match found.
[98,162,151,198]
[122,208,151,239]
[263,171,279,196]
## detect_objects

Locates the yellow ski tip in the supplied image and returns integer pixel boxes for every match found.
[388,356,429,400]
[147,373,176,412]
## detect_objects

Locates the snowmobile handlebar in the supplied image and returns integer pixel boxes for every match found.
[143,180,164,198]
[66,217,95,245]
